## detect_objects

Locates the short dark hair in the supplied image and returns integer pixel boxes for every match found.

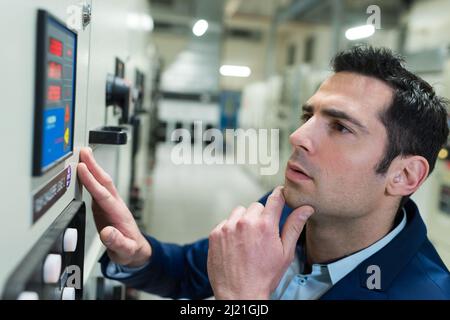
[332,46,449,179]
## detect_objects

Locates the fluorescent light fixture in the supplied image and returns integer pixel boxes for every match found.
[127,13,154,31]
[193,19,208,37]
[220,65,251,77]
[141,15,154,31]
[127,13,140,30]
[345,24,375,40]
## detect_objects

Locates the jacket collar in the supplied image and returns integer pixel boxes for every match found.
[319,199,427,299]
[355,199,427,290]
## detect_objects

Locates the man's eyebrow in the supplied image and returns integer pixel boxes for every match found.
[302,104,369,133]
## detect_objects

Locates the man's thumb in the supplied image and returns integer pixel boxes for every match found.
[100,226,136,259]
[281,206,314,259]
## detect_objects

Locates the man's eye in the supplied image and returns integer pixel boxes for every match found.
[301,114,312,123]
[331,122,352,134]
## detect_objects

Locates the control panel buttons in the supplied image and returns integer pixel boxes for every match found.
[17,291,39,300]
[63,228,78,252]
[61,287,75,300]
[43,254,62,284]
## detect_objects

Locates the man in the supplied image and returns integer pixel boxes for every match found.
[77,46,450,299]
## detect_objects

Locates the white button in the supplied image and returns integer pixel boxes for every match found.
[43,254,62,283]
[17,291,39,300]
[61,287,76,300]
[63,228,78,252]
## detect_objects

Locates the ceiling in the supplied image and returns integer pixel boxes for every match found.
[149,0,412,34]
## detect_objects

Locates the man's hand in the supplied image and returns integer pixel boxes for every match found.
[207,186,314,300]
[77,147,151,267]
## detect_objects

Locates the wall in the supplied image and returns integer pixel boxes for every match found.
[220,35,268,91]
[405,0,450,52]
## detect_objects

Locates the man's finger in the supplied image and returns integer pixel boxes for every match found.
[100,226,137,261]
[77,163,118,213]
[281,206,314,260]
[227,206,246,225]
[215,219,227,232]
[77,163,110,200]
[262,186,285,223]
[79,148,118,197]
[246,202,264,219]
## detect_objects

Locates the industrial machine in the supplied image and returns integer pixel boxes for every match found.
[0,0,158,299]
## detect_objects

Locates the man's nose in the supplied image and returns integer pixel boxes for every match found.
[289,121,315,154]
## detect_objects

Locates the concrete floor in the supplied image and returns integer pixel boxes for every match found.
[139,143,267,299]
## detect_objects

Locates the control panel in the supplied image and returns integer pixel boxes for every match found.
[33,10,77,176]
[0,1,157,300]
[2,201,86,300]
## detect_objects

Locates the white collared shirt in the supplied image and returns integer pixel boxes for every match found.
[270,209,407,300]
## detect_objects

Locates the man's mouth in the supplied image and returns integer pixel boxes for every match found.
[286,161,313,182]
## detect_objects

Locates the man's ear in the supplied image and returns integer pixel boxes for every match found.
[386,156,429,196]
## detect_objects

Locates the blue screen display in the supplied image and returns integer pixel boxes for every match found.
[42,107,71,168]
[37,15,76,174]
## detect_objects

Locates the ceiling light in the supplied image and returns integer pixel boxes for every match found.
[345,24,375,40]
[219,65,251,77]
[193,19,208,37]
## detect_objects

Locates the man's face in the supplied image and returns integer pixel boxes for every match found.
[283,72,394,219]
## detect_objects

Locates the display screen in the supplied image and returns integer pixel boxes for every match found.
[47,85,61,101]
[33,10,77,176]
[49,37,63,57]
[48,62,62,79]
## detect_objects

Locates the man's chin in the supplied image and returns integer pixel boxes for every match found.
[282,183,312,209]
